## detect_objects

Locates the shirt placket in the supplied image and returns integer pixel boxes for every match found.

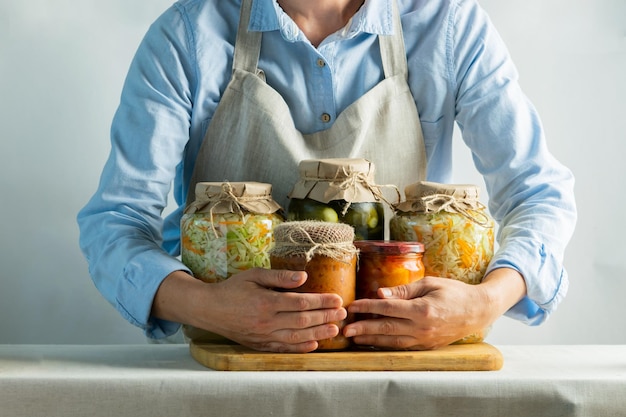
[311,43,338,131]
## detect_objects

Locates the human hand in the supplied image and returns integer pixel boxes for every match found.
[191,268,347,353]
[342,276,499,350]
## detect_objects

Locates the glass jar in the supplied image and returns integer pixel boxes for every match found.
[390,181,494,343]
[288,198,384,241]
[269,221,358,351]
[181,182,283,343]
[181,181,284,283]
[354,241,425,299]
[354,240,425,320]
[287,158,390,240]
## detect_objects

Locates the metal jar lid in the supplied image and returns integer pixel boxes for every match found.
[354,240,424,255]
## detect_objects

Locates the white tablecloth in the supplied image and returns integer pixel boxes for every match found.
[1,344,624,417]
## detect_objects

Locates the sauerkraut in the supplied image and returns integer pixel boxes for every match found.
[181,212,282,283]
[389,211,494,285]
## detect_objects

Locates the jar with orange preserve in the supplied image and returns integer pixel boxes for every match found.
[389,181,495,344]
[354,241,425,299]
[269,221,358,351]
[354,240,425,320]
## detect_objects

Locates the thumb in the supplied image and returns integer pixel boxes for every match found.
[378,278,430,300]
[245,268,308,290]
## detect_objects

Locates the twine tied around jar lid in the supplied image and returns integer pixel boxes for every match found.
[269,221,358,263]
[333,169,401,215]
[289,158,401,215]
[395,181,492,227]
[184,181,283,237]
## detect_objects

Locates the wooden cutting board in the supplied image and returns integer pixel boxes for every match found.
[189,341,503,371]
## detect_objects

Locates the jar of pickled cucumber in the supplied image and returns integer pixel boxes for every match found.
[389,181,494,344]
[181,182,284,283]
[269,221,358,351]
[287,158,392,241]
[354,240,425,320]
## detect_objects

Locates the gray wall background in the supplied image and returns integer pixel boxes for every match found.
[1,0,624,345]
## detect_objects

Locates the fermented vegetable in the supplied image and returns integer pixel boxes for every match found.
[389,211,493,285]
[287,198,384,240]
[391,181,495,344]
[287,158,395,241]
[181,212,282,282]
[181,181,283,283]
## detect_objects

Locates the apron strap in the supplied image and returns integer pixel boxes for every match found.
[233,0,262,73]
[379,0,408,80]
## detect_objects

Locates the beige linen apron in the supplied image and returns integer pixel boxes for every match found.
[187,0,427,209]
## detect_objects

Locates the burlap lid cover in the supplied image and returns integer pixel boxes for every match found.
[395,181,483,214]
[288,158,383,204]
[184,181,282,215]
[269,221,358,262]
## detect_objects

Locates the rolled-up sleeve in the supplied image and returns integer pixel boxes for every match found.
[450,0,577,324]
[77,6,195,339]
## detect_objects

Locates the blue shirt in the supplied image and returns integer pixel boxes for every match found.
[77,0,577,339]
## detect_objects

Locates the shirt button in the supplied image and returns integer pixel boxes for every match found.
[321,113,331,123]
[316,58,326,67]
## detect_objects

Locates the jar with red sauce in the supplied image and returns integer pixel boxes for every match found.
[354,241,425,319]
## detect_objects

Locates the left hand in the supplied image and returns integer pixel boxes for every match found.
[342,269,526,350]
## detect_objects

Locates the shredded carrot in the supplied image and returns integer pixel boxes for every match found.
[182,235,204,255]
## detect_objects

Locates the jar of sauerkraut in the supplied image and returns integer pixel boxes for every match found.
[181,182,284,283]
[287,158,394,241]
[269,221,358,351]
[389,181,494,343]
[181,181,283,343]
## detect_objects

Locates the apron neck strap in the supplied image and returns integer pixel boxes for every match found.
[233,0,262,73]
[379,0,408,79]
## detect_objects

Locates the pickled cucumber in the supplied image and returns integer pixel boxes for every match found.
[286,199,339,223]
[287,198,384,240]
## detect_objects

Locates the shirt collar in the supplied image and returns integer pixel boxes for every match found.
[249,0,393,42]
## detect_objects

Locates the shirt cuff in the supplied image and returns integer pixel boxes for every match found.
[487,238,569,326]
[115,250,191,339]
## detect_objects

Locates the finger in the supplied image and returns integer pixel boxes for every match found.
[344,317,442,350]
[347,298,415,319]
[342,316,424,350]
[377,276,439,300]
[274,307,347,330]
[245,267,309,290]
[246,324,342,353]
[273,323,341,346]
[271,286,344,313]
[344,315,413,338]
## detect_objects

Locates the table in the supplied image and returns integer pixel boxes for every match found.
[1,345,624,417]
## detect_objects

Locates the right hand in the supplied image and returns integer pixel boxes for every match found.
[153,269,346,353]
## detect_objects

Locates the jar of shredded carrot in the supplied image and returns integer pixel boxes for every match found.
[181,182,284,283]
[269,221,358,351]
[389,181,494,343]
